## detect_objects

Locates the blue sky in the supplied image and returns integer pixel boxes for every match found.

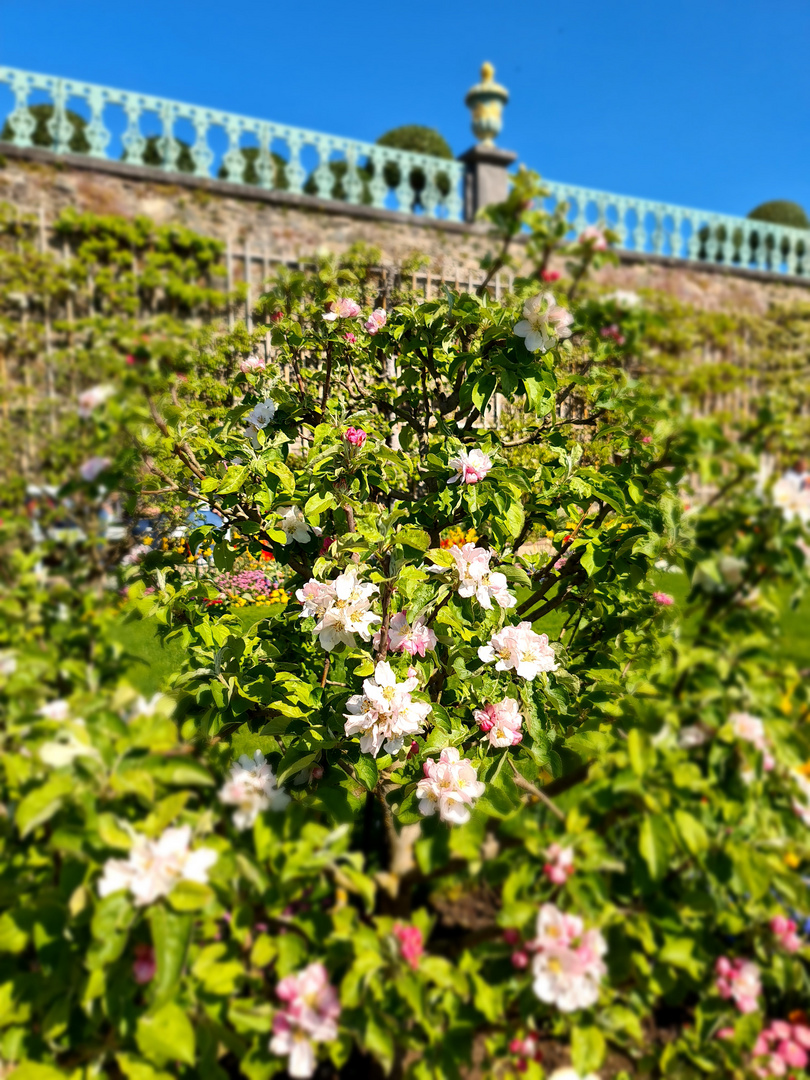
[2,0,808,217]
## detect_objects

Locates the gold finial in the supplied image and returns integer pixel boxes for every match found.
[481,61,495,82]
[465,62,509,146]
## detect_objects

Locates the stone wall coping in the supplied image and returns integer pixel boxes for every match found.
[2,143,809,291]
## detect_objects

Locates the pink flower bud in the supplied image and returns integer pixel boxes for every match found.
[344,427,367,448]
[133,944,156,985]
[511,951,529,969]
[344,332,357,343]
[270,311,283,322]
[653,591,674,606]
[312,765,324,780]
[503,929,521,946]
[541,269,561,282]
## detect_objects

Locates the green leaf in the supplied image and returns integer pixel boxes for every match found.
[166,881,214,912]
[136,1002,196,1067]
[148,906,193,1008]
[571,1025,606,1075]
[15,776,74,837]
[674,810,708,856]
[581,542,609,577]
[217,465,248,495]
[639,815,672,881]
[353,754,378,792]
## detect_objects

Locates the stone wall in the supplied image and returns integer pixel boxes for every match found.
[2,145,809,315]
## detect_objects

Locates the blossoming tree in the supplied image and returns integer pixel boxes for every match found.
[1,173,809,1080]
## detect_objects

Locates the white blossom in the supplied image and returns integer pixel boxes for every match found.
[416,747,485,825]
[343,661,431,757]
[97,825,217,906]
[478,622,558,680]
[297,567,380,652]
[513,293,573,353]
[276,506,320,546]
[449,543,516,610]
[219,750,289,829]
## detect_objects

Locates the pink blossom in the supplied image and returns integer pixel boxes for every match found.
[270,963,340,1079]
[600,323,626,345]
[416,746,485,825]
[447,448,493,485]
[529,903,607,1012]
[79,456,110,482]
[642,436,652,444]
[344,427,367,448]
[448,543,516,609]
[579,226,609,251]
[543,843,575,886]
[730,712,771,764]
[393,923,423,969]
[714,956,761,1013]
[343,332,357,343]
[553,552,570,571]
[270,310,284,322]
[365,308,387,335]
[652,591,674,606]
[323,298,361,321]
[511,951,529,969]
[541,269,561,282]
[716,1027,735,1040]
[77,384,114,418]
[385,612,437,657]
[133,944,156,984]
[478,622,558,681]
[239,354,266,373]
[771,915,802,954]
[473,697,523,747]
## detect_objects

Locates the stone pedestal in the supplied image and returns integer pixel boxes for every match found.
[458,144,517,222]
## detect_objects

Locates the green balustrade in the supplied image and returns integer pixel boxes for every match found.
[544,179,808,277]
[0,65,464,222]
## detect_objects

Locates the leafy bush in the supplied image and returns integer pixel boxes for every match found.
[748,200,810,230]
[1,173,810,1080]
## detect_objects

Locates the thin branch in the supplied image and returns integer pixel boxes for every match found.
[508,760,566,820]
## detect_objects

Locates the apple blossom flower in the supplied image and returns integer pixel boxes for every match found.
[448,543,516,609]
[343,332,357,343]
[122,544,150,566]
[541,269,561,282]
[605,289,641,308]
[239,354,266,373]
[530,903,607,1012]
[365,308,387,335]
[478,622,558,680]
[393,923,423,969]
[600,323,625,345]
[380,612,437,657]
[270,962,341,1079]
[579,225,609,251]
[219,750,290,829]
[772,470,810,526]
[323,298,361,321]
[416,747,485,825]
[652,591,674,606]
[297,567,380,652]
[133,944,156,984]
[0,652,17,678]
[276,505,320,546]
[37,699,71,722]
[511,951,529,969]
[678,725,710,749]
[97,825,217,907]
[447,448,493,485]
[714,956,761,1013]
[543,843,575,886]
[344,426,367,447]
[270,310,284,322]
[80,456,111,482]
[474,697,523,747]
[754,1021,810,1077]
[77,384,114,418]
[343,660,431,757]
[729,712,771,765]
[771,915,802,954]
[244,397,277,437]
[513,292,573,354]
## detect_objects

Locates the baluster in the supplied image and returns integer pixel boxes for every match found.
[422,161,439,219]
[686,216,703,262]
[740,222,755,268]
[221,116,244,182]
[667,212,681,258]
[791,231,806,276]
[650,206,665,254]
[444,162,463,223]
[255,123,274,190]
[310,137,333,199]
[189,108,213,178]
[572,194,587,236]
[121,95,145,165]
[285,131,305,195]
[393,153,413,214]
[630,206,645,252]
[364,148,387,210]
[46,78,72,153]
[342,145,361,205]
[719,216,734,265]
[158,100,179,171]
[85,85,110,158]
[612,198,627,249]
[6,70,35,147]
